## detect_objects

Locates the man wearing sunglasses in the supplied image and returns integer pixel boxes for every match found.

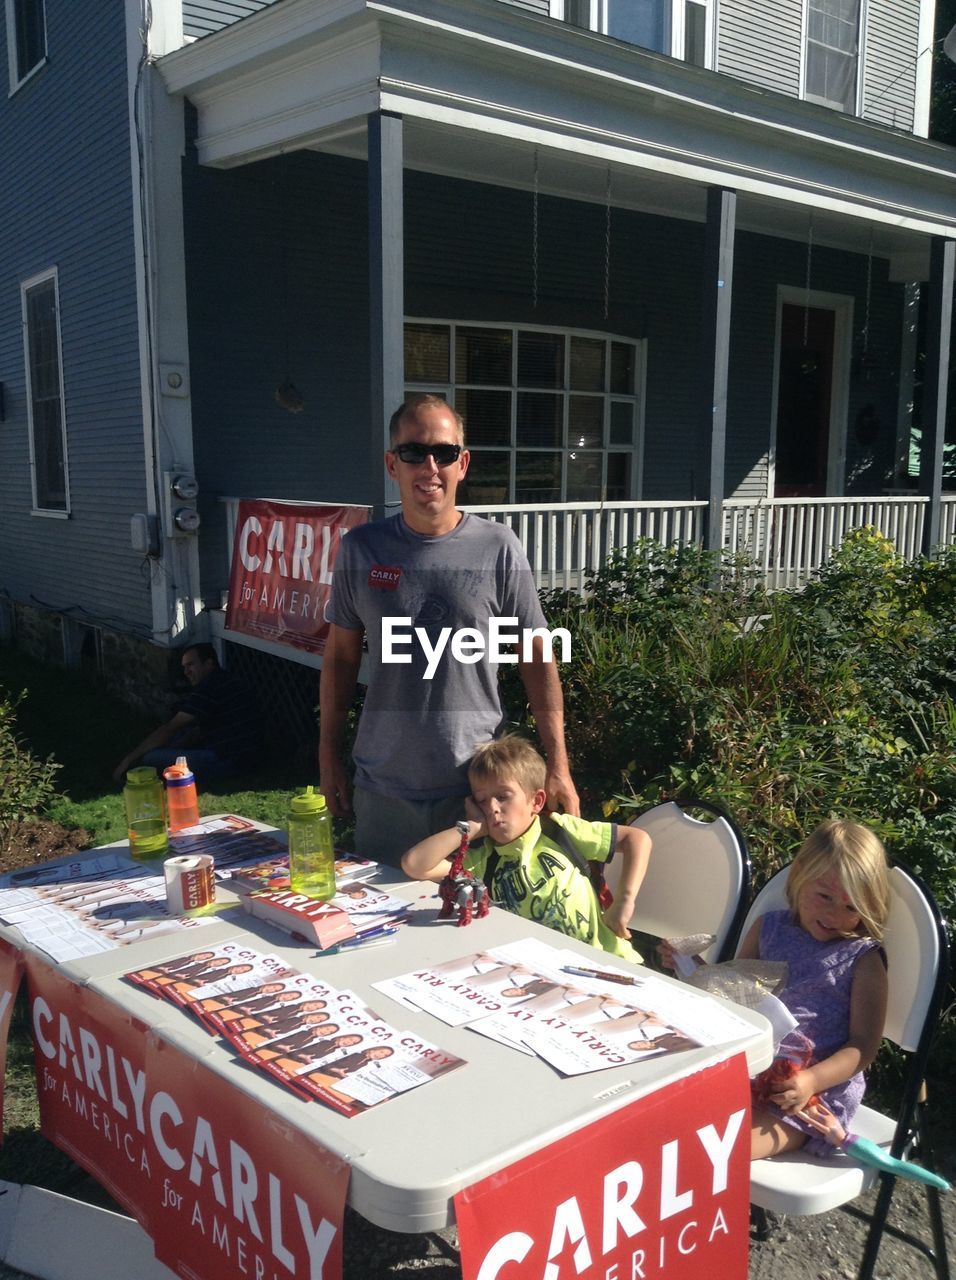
[319,393,579,867]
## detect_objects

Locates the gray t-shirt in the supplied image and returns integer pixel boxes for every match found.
[327,512,548,801]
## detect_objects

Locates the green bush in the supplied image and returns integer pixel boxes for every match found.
[512,530,956,923]
[0,689,61,848]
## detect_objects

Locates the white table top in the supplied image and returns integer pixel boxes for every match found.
[4,822,772,1232]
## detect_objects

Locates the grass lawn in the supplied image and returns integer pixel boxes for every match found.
[1,645,322,845]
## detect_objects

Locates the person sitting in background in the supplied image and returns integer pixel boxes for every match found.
[112,643,261,784]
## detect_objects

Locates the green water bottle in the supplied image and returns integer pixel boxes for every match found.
[123,766,169,860]
[288,787,336,900]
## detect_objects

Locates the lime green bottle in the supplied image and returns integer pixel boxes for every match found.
[123,766,169,860]
[288,787,336,900]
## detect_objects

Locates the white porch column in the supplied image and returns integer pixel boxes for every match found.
[919,237,955,554]
[702,187,736,551]
[368,110,404,517]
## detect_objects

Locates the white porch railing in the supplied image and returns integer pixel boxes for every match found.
[722,495,938,591]
[459,499,707,592]
[219,494,956,600]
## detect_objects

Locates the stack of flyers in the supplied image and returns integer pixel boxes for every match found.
[124,944,465,1115]
[126,941,292,1012]
[194,970,339,1038]
[227,852,379,896]
[238,986,463,1115]
[519,993,701,1075]
[375,938,757,1075]
[0,851,137,890]
[216,975,341,1056]
[330,883,409,937]
[333,854,378,886]
[0,866,220,961]
[169,817,287,873]
[372,939,569,1026]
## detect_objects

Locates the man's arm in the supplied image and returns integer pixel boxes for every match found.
[112,711,196,784]
[518,637,580,815]
[318,623,364,817]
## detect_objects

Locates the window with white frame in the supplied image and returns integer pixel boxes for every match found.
[404,321,644,504]
[5,0,47,91]
[22,269,69,514]
[550,0,713,68]
[804,0,861,113]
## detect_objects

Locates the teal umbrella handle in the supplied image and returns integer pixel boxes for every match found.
[842,1134,950,1192]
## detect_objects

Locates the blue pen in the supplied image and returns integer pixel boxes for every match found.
[562,964,643,987]
[337,932,398,953]
[339,924,399,950]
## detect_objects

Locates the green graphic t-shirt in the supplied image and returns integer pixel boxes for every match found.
[464,813,639,962]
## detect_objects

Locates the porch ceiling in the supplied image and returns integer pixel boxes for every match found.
[159,0,956,274]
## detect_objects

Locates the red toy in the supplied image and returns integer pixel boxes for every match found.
[438,821,489,927]
[751,1031,820,1110]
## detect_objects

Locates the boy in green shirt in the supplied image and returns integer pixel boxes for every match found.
[401,735,651,961]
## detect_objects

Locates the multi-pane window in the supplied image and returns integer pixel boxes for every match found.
[404,321,643,504]
[804,0,861,113]
[22,270,69,513]
[551,0,713,69]
[5,0,47,90]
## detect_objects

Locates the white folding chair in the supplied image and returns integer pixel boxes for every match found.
[603,799,750,963]
[744,862,951,1280]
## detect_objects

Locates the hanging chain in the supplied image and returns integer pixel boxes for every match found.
[604,168,612,321]
[803,212,814,347]
[861,226,874,365]
[532,148,540,311]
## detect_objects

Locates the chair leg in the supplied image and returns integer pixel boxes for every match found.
[750,1205,772,1242]
[857,1173,895,1280]
[926,1185,952,1280]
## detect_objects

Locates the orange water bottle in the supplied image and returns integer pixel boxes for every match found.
[163,756,200,832]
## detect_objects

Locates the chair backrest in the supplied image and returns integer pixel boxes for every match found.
[605,800,750,962]
[736,863,947,1053]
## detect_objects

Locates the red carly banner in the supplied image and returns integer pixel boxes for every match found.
[456,1053,751,1280]
[225,499,368,655]
[25,955,349,1280]
[0,937,24,1134]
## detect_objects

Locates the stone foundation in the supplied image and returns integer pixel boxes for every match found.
[7,601,183,719]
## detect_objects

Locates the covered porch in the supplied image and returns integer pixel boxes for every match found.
[153,0,956,631]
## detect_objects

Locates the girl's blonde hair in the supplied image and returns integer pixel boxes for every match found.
[785,819,890,941]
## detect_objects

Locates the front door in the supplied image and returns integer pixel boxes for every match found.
[773,303,835,497]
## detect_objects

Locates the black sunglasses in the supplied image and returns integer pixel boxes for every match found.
[392,442,462,466]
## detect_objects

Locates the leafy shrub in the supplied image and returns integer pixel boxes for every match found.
[0,690,61,849]
[510,530,956,920]
[508,527,956,1107]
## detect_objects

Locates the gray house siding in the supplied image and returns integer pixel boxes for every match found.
[717,0,921,134]
[181,141,373,600]
[0,0,150,633]
[863,0,919,133]
[182,1,280,41]
[717,0,803,96]
[498,0,551,14]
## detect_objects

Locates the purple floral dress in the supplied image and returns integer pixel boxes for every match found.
[759,910,885,1157]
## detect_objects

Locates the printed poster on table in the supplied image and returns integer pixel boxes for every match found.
[0,936,24,1130]
[225,499,368,654]
[456,1052,752,1280]
[25,954,349,1280]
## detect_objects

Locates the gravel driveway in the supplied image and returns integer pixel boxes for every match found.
[0,1156,951,1280]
